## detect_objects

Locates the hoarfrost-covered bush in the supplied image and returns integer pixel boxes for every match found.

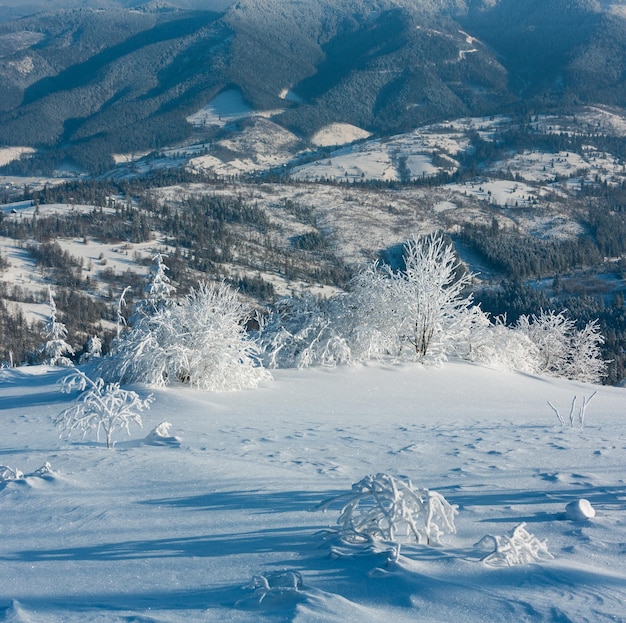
[238,570,304,607]
[98,276,269,391]
[258,294,353,369]
[0,465,24,482]
[79,335,102,364]
[468,316,540,373]
[55,369,153,448]
[515,310,606,383]
[259,234,606,380]
[317,473,458,546]
[476,522,554,567]
[1,462,54,484]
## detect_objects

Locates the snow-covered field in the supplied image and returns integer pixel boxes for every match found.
[0,147,35,168]
[1,360,625,622]
[0,202,157,323]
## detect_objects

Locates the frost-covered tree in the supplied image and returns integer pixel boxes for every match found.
[39,288,74,366]
[260,234,486,367]
[79,335,102,364]
[145,252,175,313]
[115,286,131,344]
[564,319,606,383]
[258,235,605,380]
[55,369,153,448]
[350,233,485,363]
[162,280,270,391]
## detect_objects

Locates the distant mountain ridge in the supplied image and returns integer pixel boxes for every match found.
[0,0,625,174]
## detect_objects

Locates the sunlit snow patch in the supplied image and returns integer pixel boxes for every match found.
[311,123,372,147]
[187,88,254,127]
[0,146,35,167]
[279,88,304,103]
[187,88,284,128]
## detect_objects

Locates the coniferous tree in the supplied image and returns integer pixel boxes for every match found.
[39,289,75,367]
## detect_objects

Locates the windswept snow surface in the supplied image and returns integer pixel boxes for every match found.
[1,361,625,622]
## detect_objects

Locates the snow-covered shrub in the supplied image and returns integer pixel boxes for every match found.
[317,473,458,546]
[98,273,269,390]
[467,315,540,373]
[55,369,153,448]
[169,281,270,390]
[79,335,102,364]
[260,233,486,367]
[476,522,554,567]
[564,319,607,383]
[30,462,55,478]
[39,288,74,366]
[258,294,353,369]
[1,462,54,483]
[515,310,606,383]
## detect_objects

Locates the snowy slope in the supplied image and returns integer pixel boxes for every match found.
[1,361,625,622]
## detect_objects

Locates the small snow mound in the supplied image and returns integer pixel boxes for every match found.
[565,499,596,521]
[144,421,181,447]
[317,528,400,565]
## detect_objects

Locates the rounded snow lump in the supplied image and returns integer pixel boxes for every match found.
[565,499,596,521]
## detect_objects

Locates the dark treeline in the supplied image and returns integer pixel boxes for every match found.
[459,181,626,283]
[459,221,603,281]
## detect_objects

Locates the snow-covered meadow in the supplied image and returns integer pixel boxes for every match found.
[1,360,625,622]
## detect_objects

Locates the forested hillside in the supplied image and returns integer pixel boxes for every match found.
[2,0,626,384]
[1,0,626,174]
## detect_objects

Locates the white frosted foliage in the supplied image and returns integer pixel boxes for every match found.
[55,369,153,449]
[99,279,269,391]
[318,473,458,546]
[477,523,554,567]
